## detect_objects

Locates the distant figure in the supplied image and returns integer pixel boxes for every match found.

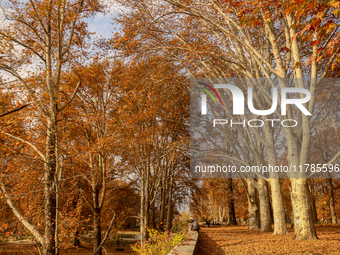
[206,219,209,228]
[73,230,80,247]
[191,219,200,232]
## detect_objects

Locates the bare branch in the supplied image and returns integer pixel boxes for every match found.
[59,80,81,112]
[2,132,46,161]
[0,104,29,118]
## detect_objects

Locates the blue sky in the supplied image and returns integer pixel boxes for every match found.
[86,12,119,39]
[85,4,124,40]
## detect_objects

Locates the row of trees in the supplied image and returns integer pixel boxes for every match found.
[113,0,340,240]
[191,176,340,228]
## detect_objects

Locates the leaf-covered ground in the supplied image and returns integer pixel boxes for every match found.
[196,224,340,255]
[0,240,137,254]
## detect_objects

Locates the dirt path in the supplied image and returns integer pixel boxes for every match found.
[196,224,340,255]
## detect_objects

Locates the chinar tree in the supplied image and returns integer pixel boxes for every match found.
[0,1,104,254]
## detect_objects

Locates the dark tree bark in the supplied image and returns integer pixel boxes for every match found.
[89,184,103,255]
[308,182,318,223]
[328,178,337,224]
[227,178,236,226]
[44,117,57,255]
[258,179,273,232]
[247,180,260,230]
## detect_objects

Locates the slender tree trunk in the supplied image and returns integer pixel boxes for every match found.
[140,176,146,243]
[158,172,167,228]
[91,183,103,255]
[263,115,288,234]
[44,119,57,255]
[227,178,236,226]
[218,205,222,224]
[166,172,174,231]
[54,137,63,255]
[270,179,288,234]
[290,178,318,240]
[93,207,102,255]
[145,172,149,238]
[221,206,225,225]
[268,186,274,225]
[55,186,59,255]
[247,180,260,230]
[308,182,318,224]
[258,179,273,232]
[42,11,59,253]
[328,178,337,224]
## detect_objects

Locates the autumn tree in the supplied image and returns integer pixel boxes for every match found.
[110,54,190,242]
[64,59,120,254]
[0,1,104,254]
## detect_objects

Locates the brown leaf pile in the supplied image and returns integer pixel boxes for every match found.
[196,224,340,255]
[0,242,136,255]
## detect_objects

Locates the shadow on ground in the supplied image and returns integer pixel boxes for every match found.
[196,229,226,255]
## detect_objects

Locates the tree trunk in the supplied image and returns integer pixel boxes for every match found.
[158,172,167,229]
[145,170,150,237]
[44,119,57,255]
[166,172,174,231]
[270,179,288,234]
[269,190,274,225]
[290,178,318,240]
[219,203,226,225]
[55,139,63,255]
[93,208,102,255]
[221,206,225,225]
[310,190,318,224]
[227,178,236,226]
[140,176,147,243]
[286,14,318,240]
[247,180,260,230]
[55,185,59,255]
[258,178,273,232]
[263,115,288,234]
[328,178,337,224]
[92,183,102,255]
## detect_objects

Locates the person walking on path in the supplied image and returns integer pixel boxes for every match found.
[191,219,200,232]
